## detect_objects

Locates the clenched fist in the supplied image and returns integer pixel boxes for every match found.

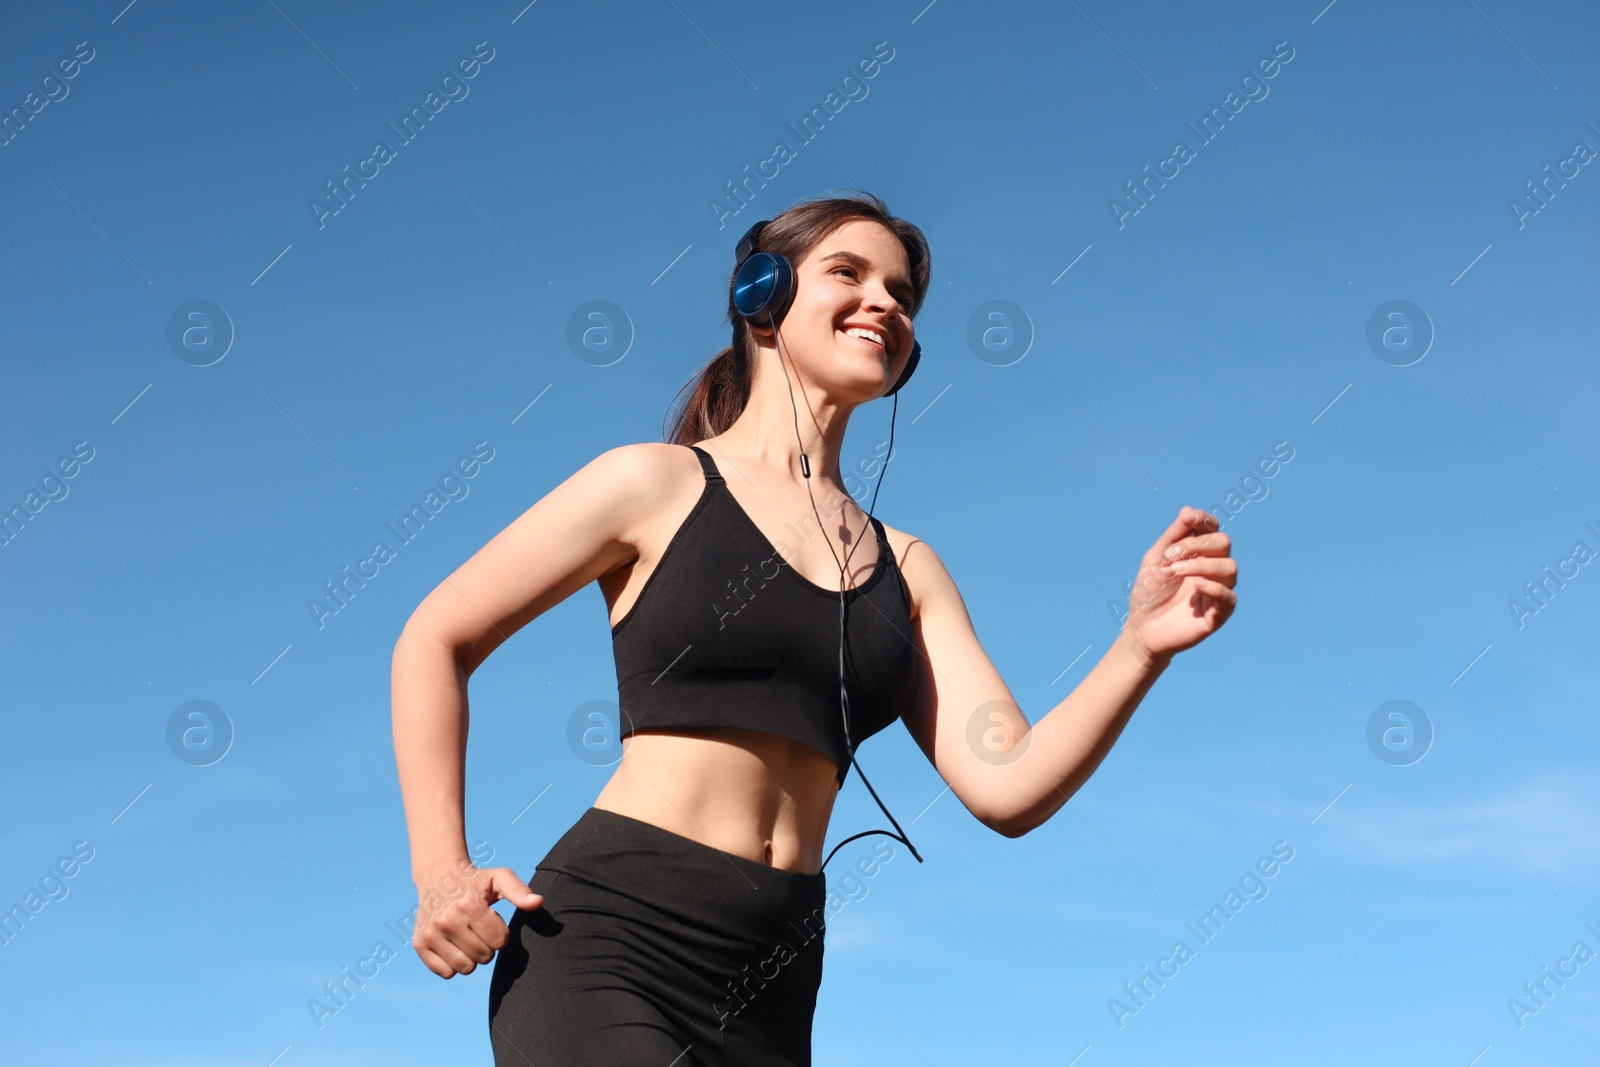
[1123,507,1238,664]
[410,860,544,979]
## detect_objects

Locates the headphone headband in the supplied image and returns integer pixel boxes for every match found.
[734,219,767,269]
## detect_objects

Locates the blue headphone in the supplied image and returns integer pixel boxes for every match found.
[731,219,921,397]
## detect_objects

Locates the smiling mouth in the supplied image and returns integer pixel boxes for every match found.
[841,330,887,352]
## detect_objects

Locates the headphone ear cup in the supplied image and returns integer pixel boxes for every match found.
[884,339,920,397]
[733,251,796,326]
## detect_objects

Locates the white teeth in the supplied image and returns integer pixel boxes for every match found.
[845,327,885,348]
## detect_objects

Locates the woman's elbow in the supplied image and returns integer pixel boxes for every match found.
[987,810,1037,839]
[984,786,1074,839]
[393,622,469,675]
[970,789,1032,839]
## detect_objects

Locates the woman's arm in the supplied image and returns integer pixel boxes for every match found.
[392,630,476,884]
[894,506,1236,838]
[390,442,670,976]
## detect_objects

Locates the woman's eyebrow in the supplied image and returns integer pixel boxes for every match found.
[817,250,914,300]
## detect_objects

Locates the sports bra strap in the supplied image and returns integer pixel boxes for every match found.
[687,445,725,485]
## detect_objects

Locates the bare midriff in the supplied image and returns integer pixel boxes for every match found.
[592,727,841,875]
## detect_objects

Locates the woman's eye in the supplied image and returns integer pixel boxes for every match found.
[832,265,909,311]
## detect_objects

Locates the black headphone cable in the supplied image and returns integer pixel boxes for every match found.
[765,309,924,872]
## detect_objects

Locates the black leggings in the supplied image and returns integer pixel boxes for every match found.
[487,806,829,1066]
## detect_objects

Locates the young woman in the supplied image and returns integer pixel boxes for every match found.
[391,192,1236,1066]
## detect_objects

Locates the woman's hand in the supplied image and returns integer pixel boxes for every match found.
[410,860,544,978]
[1122,506,1237,665]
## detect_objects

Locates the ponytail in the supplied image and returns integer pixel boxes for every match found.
[662,341,750,448]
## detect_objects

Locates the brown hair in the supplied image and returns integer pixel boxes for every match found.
[661,191,931,447]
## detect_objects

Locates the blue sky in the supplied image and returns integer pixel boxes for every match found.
[2,0,1597,1063]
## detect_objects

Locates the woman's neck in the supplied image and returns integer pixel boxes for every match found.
[715,369,857,484]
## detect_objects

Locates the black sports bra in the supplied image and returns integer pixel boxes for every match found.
[609,445,917,785]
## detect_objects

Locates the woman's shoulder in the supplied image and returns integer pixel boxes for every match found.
[588,441,702,488]
[873,517,959,621]
[556,442,705,534]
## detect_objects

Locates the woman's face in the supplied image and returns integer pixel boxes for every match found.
[759,218,916,401]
